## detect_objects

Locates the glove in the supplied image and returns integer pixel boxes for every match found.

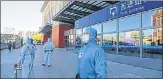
[75,73,80,79]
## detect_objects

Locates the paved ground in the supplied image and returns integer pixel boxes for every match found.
[1,45,162,78]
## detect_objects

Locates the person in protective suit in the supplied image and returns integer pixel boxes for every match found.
[42,38,55,67]
[30,39,37,71]
[76,27,107,79]
[14,37,35,78]
[8,41,12,52]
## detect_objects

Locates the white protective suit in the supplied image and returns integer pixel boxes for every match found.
[20,37,34,78]
[43,38,55,65]
[30,43,37,71]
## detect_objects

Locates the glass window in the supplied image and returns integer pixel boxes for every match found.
[142,8,162,27]
[67,40,70,46]
[76,35,82,46]
[64,36,68,39]
[83,27,87,34]
[118,31,140,57]
[71,40,74,46]
[68,35,71,40]
[83,26,91,34]
[142,28,162,59]
[64,40,68,47]
[70,35,74,40]
[92,24,102,34]
[76,34,82,39]
[103,20,117,33]
[119,14,140,31]
[76,29,82,44]
[69,39,73,46]
[76,29,82,34]
[102,33,117,54]
[97,35,102,46]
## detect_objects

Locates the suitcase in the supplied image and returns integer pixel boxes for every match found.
[12,65,22,78]
[12,64,35,78]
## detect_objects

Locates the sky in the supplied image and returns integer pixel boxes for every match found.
[1,1,44,33]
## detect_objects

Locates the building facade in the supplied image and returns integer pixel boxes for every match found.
[40,1,73,47]
[152,10,162,46]
[75,1,162,71]
[40,1,162,71]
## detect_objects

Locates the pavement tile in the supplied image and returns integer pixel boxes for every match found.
[113,73,144,78]
[1,45,162,78]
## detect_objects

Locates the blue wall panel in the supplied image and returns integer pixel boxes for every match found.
[89,8,108,25]
[75,15,90,29]
[75,1,163,29]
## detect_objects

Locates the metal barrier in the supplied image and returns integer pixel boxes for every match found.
[0,44,8,50]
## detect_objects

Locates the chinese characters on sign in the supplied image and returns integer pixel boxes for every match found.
[75,1,162,28]
[119,1,147,17]
[109,1,148,18]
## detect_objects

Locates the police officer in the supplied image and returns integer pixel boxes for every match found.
[76,27,107,78]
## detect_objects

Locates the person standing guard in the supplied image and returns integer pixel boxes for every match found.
[76,27,107,78]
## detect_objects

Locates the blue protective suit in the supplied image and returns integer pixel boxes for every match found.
[20,37,34,78]
[43,38,55,65]
[77,27,107,78]
[31,44,37,71]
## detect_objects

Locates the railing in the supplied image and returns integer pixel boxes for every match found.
[0,43,8,50]
[0,34,23,50]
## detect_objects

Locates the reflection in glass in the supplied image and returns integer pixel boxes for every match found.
[97,35,102,46]
[71,40,74,46]
[69,40,74,46]
[119,14,140,31]
[76,30,82,46]
[92,24,102,34]
[64,40,68,47]
[102,33,117,54]
[64,36,68,39]
[142,8,162,27]
[76,29,82,35]
[76,35,82,46]
[83,27,86,34]
[83,26,91,33]
[103,20,117,33]
[64,36,68,47]
[69,35,71,40]
[67,40,70,47]
[70,35,74,40]
[68,40,71,46]
[142,28,162,59]
[118,31,140,57]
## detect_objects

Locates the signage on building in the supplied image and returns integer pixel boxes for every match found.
[75,1,163,28]
[109,1,162,19]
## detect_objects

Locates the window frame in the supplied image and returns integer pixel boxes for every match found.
[102,19,117,33]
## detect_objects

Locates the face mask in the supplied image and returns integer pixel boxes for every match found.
[82,34,89,43]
